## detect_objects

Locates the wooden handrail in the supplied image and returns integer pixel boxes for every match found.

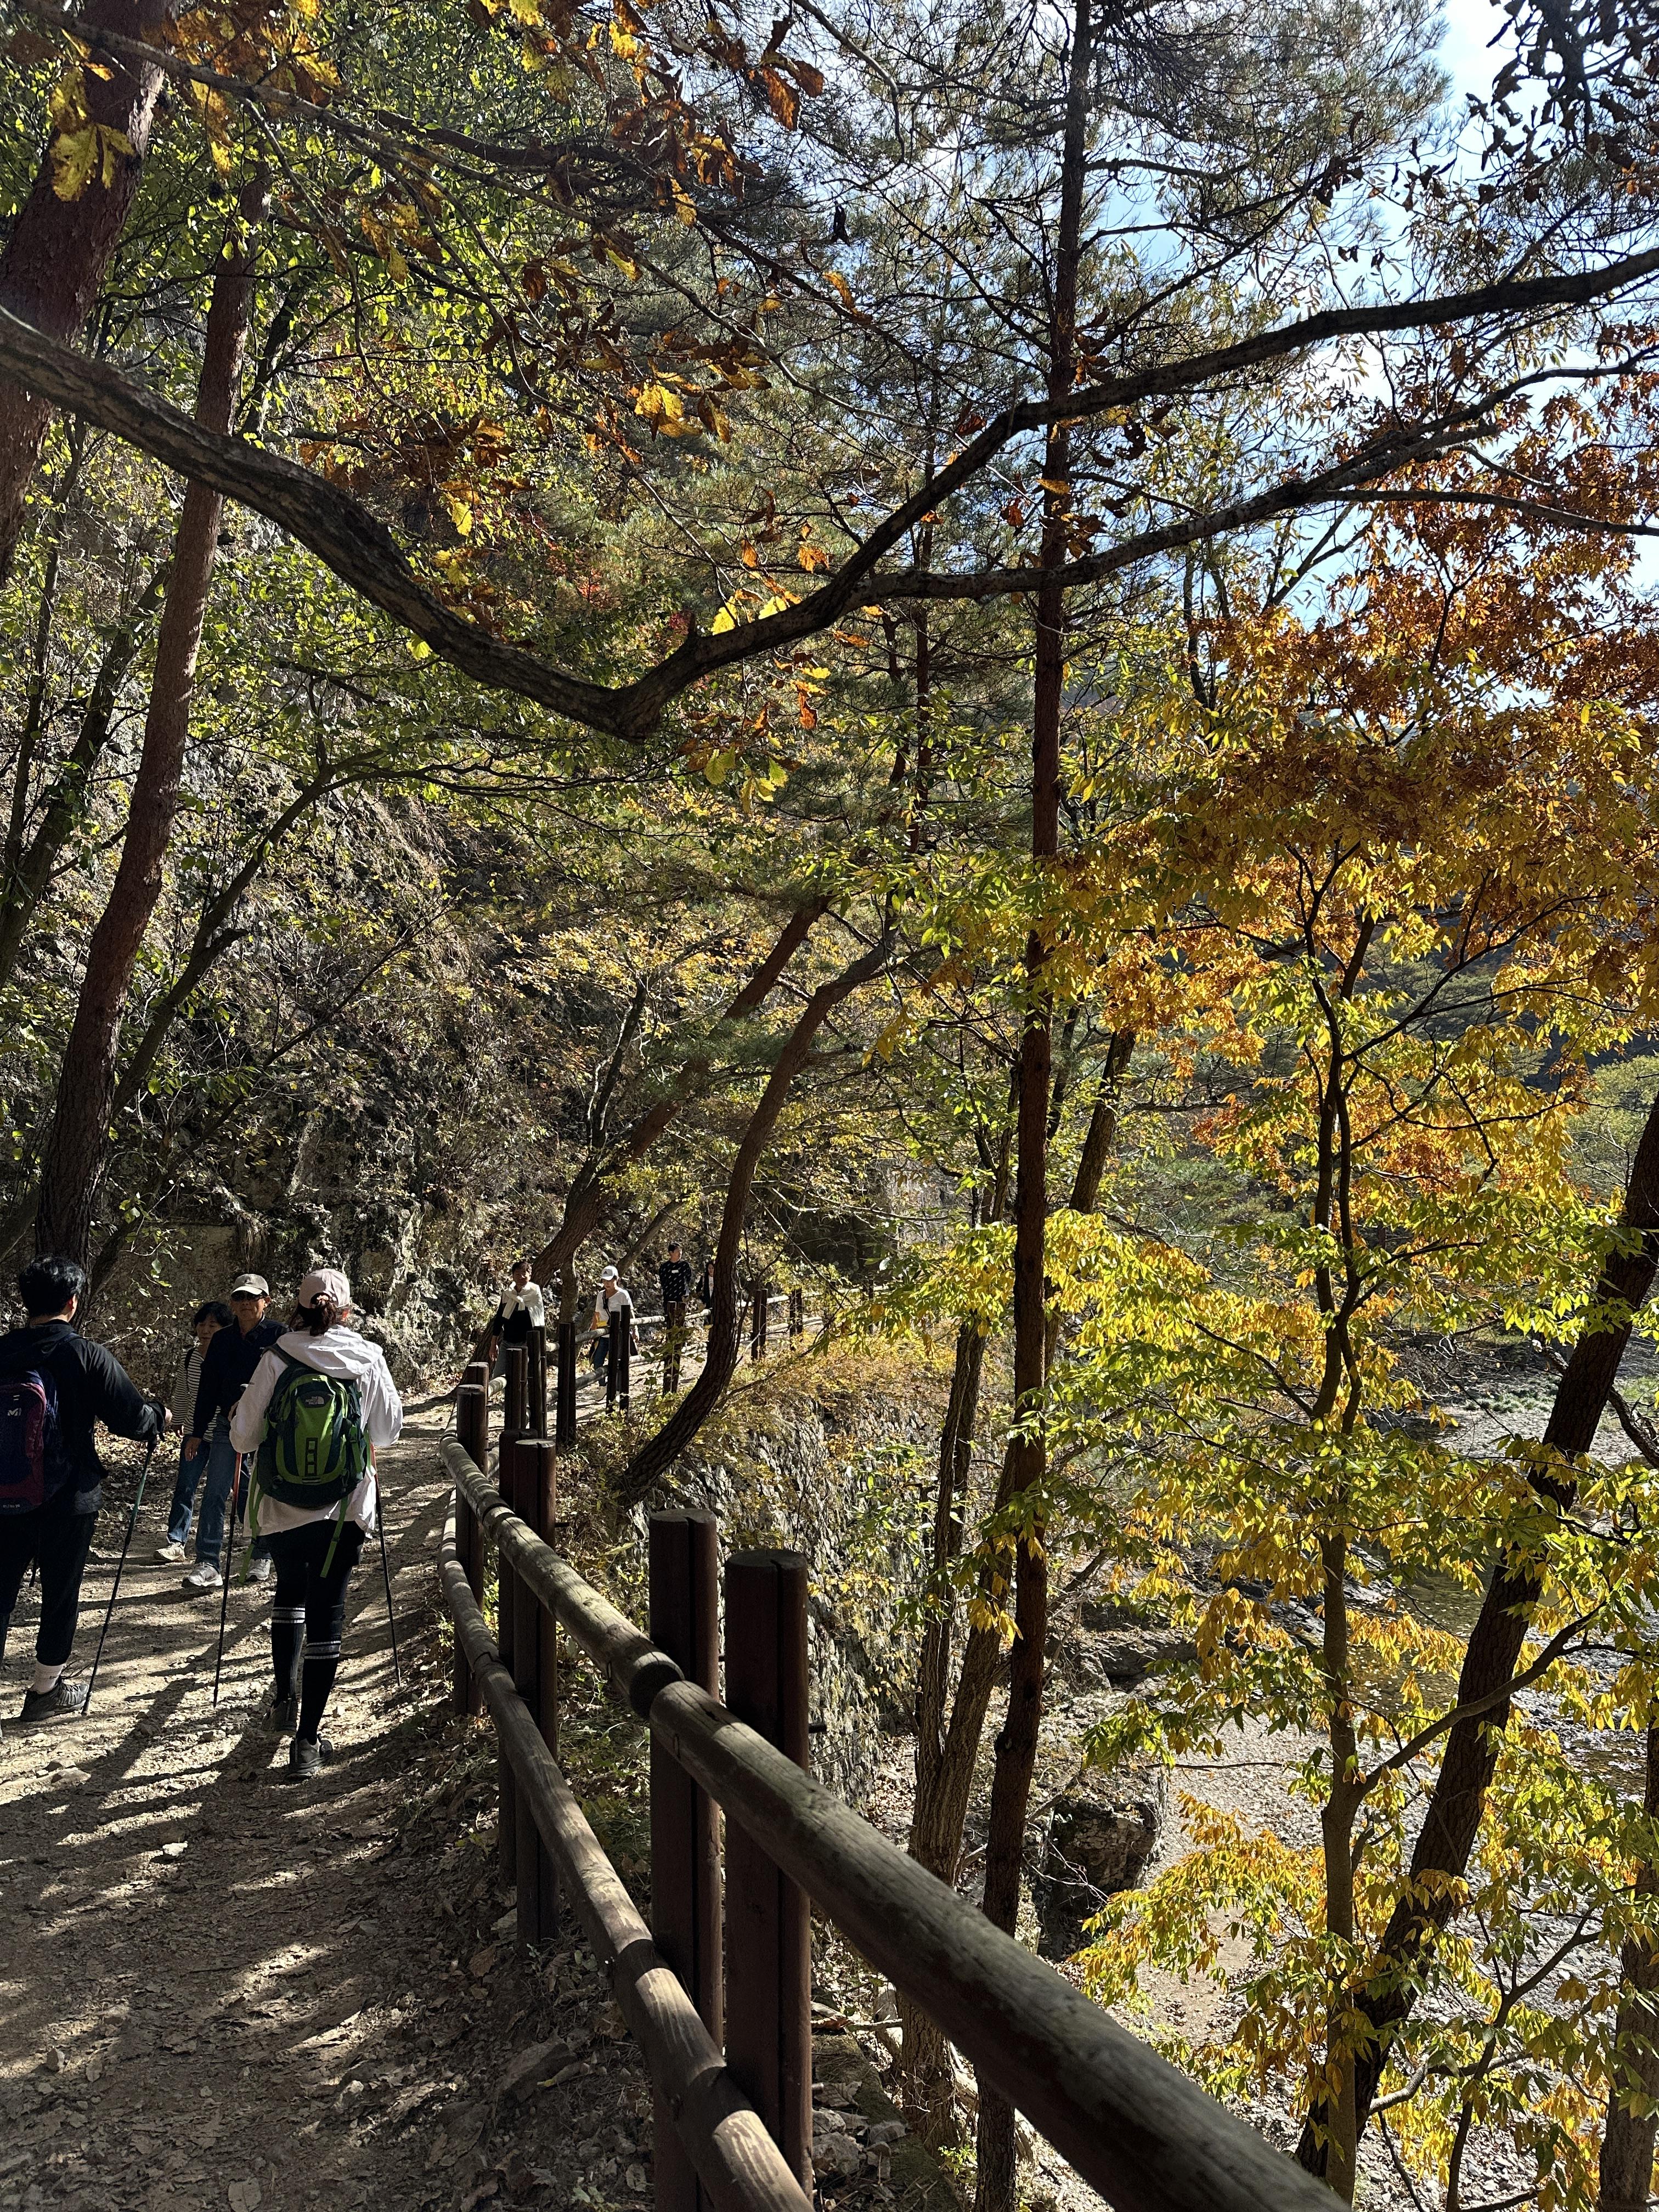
[439,1437,1338,2212]
[439,1503,812,2212]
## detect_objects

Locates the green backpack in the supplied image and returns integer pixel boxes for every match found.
[256,1350,369,1507]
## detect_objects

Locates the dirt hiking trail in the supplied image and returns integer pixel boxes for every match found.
[0,1403,654,2212]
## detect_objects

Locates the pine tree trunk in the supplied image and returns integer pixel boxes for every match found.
[0,0,167,583]
[972,5,1090,2202]
[900,1316,989,2140]
[1601,1723,1659,2212]
[1297,1085,1659,2170]
[33,178,263,1263]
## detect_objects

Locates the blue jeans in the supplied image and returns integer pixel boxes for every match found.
[165,1441,210,1547]
[194,1431,270,1567]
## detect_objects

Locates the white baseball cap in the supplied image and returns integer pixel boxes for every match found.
[601,1265,619,1282]
[229,1273,269,1298]
[297,1266,352,1310]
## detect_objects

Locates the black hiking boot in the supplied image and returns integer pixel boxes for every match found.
[265,1692,298,1736]
[286,1733,332,1781]
[20,1678,89,1724]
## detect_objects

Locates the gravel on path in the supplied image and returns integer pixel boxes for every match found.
[1,1405,654,2212]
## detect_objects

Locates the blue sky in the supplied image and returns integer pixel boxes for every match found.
[1439,0,1508,101]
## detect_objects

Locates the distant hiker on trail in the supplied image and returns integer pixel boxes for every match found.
[230,1267,403,1781]
[154,1300,232,1564]
[0,1254,169,1728]
[182,1273,280,1594]
[589,1265,637,1378]
[657,1242,693,1391]
[697,1255,715,1311]
[487,1257,544,1376]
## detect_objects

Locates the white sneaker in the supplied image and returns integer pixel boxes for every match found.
[248,1554,273,1585]
[182,1561,222,1593]
[154,1540,187,1564]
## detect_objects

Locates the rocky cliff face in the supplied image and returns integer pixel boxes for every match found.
[603,1344,947,1805]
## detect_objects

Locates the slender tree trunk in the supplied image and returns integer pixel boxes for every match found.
[973,9,1090,2204]
[33,176,263,1263]
[0,558,172,989]
[616,928,890,1502]
[1318,1524,1362,2202]
[1601,1722,1659,2212]
[520,901,823,1302]
[0,1,167,583]
[1299,1085,1659,2169]
[900,1039,1132,2142]
[900,1315,990,2141]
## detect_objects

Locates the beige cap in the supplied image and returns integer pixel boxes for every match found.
[297,1266,351,1311]
[229,1273,269,1297]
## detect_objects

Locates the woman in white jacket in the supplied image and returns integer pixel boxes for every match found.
[230,1267,403,1780]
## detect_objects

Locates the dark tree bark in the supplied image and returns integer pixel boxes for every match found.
[615,929,890,1503]
[0,558,172,989]
[973,8,1091,2201]
[1601,1722,1659,2212]
[1297,1085,1659,2172]
[7,255,1659,733]
[898,1040,1133,2146]
[0,0,167,582]
[33,176,263,1263]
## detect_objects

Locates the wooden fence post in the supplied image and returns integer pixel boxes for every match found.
[529,1323,548,1437]
[498,1346,528,1888]
[649,1513,723,2212]
[723,1549,811,2188]
[505,1341,528,1434]
[510,1436,558,1943]
[455,1374,489,1718]
[607,1310,631,1413]
[788,1288,803,1341]
[750,1280,767,1364]
[556,1319,577,1447]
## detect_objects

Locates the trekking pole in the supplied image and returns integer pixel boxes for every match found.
[211,1452,245,1709]
[374,1467,402,1686]
[86,1431,160,1712]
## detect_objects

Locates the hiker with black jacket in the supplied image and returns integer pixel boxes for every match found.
[182,1272,281,1594]
[230,1267,403,1780]
[0,1254,169,1725]
[658,1243,693,1391]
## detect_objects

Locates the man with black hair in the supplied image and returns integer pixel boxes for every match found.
[0,1253,168,1724]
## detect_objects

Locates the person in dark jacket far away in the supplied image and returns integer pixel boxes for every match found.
[182,1272,281,1593]
[657,1242,693,1391]
[0,1252,169,1725]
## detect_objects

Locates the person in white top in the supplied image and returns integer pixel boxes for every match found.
[487,1257,544,1376]
[589,1264,637,1381]
[230,1267,403,1780]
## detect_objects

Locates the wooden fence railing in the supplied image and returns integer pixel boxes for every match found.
[500,1291,815,1430]
[438,1379,1337,2212]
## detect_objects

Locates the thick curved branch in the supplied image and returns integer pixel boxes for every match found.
[4,238,1659,730]
[0,303,632,736]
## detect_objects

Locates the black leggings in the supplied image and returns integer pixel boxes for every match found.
[0,1492,97,1671]
[266,1518,365,1739]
